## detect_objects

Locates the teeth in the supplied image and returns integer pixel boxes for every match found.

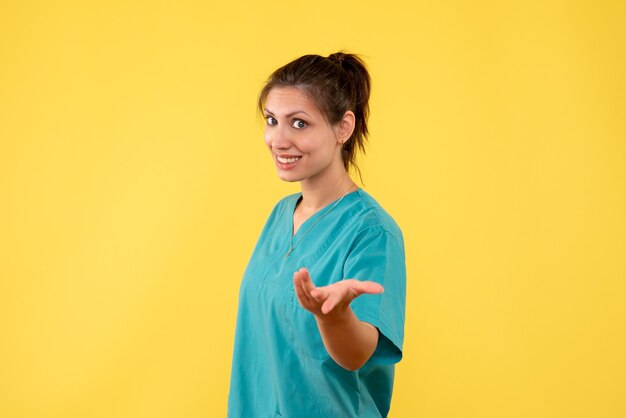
[277,156,301,164]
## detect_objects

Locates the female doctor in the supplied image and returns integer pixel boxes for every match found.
[228,52,406,418]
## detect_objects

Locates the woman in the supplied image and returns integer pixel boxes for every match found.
[228,52,406,418]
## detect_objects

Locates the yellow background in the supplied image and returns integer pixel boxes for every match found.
[1,1,624,417]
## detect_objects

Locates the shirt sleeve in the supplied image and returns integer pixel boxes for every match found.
[343,227,407,365]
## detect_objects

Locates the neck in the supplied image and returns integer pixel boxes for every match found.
[299,164,357,213]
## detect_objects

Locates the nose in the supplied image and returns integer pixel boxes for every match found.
[265,124,292,150]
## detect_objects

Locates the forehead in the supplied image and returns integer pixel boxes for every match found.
[264,87,321,115]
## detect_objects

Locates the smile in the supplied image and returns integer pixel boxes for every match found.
[277,156,302,164]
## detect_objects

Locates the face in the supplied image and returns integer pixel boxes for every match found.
[263,87,346,184]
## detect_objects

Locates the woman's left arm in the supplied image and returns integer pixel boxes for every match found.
[293,267,384,371]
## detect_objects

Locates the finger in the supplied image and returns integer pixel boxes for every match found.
[293,270,313,306]
[321,290,344,315]
[295,268,317,304]
[299,268,316,294]
[293,272,306,301]
[310,286,329,303]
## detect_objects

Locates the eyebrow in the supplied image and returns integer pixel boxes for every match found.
[264,108,311,118]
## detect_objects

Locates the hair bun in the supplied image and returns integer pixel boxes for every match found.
[328,52,347,65]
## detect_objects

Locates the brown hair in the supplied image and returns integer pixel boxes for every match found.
[258,52,371,179]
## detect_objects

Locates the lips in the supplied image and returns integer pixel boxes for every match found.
[277,155,302,164]
[275,154,302,170]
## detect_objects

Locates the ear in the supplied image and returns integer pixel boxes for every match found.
[336,111,356,144]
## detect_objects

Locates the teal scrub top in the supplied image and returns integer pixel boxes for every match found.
[228,188,406,418]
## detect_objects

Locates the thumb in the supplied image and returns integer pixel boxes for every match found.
[350,280,384,297]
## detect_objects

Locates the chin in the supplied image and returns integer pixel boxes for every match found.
[277,172,303,183]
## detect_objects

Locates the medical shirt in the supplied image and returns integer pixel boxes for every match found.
[228,188,406,418]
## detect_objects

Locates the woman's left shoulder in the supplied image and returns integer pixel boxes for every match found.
[352,189,404,242]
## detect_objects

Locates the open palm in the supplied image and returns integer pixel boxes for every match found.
[293,267,384,320]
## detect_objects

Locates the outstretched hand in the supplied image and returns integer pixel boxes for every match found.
[293,268,384,321]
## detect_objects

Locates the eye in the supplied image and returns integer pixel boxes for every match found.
[291,119,307,129]
[265,116,277,126]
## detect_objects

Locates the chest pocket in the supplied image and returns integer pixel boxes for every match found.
[283,293,330,361]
